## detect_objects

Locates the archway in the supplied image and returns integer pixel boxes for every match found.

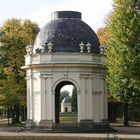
[54,81,78,124]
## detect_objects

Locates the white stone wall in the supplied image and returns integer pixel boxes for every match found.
[61,103,72,112]
[23,52,107,126]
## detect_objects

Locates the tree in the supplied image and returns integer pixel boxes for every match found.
[97,26,109,47]
[71,86,77,112]
[97,26,121,123]
[0,18,39,124]
[106,0,140,126]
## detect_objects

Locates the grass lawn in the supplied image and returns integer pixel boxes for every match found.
[60,112,78,123]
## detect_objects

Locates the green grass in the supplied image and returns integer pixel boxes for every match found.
[60,112,78,123]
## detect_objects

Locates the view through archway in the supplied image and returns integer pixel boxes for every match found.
[55,81,78,124]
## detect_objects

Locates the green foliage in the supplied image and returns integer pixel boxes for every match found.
[0,18,39,122]
[97,26,110,46]
[106,0,140,104]
[106,0,140,126]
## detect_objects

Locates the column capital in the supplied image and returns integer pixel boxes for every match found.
[40,73,53,79]
[80,73,92,79]
[25,75,32,80]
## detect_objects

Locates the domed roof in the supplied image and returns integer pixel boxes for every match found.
[62,96,71,104]
[34,11,100,53]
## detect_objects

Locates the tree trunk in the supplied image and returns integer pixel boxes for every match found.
[25,107,27,121]
[123,101,129,126]
[21,106,26,122]
[7,107,10,125]
[15,104,20,123]
[12,106,15,124]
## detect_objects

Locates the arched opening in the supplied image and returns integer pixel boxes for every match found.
[55,81,78,124]
[65,107,68,112]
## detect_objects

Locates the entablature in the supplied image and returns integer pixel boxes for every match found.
[24,52,105,66]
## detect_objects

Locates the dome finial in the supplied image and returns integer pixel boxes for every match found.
[47,42,53,53]
[79,42,85,53]
[26,45,33,54]
[86,42,91,53]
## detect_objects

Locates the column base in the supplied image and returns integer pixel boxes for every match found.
[39,120,54,129]
[79,119,94,128]
[79,119,110,129]
[25,119,34,129]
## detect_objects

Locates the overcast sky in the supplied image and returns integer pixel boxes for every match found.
[0,0,113,31]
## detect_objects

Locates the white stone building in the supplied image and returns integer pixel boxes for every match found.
[22,11,108,129]
[61,96,72,113]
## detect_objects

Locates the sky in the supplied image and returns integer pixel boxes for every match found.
[0,0,113,31]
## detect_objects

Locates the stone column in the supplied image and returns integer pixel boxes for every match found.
[87,77,93,120]
[40,74,46,120]
[102,75,108,119]
[100,76,104,120]
[100,75,108,120]
[92,77,101,122]
[25,74,34,128]
[79,76,86,120]
[104,77,108,119]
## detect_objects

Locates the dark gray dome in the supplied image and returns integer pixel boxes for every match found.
[62,96,71,104]
[34,11,100,53]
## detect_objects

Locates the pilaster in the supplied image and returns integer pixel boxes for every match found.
[79,76,86,120]
[79,74,93,121]
[25,75,33,121]
[39,73,53,128]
